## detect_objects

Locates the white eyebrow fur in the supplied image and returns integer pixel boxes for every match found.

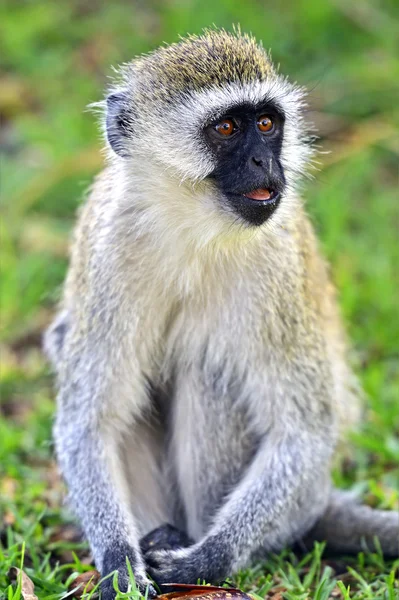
[154,77,312,185]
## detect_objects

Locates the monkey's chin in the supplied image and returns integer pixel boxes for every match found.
[224,190,281,227]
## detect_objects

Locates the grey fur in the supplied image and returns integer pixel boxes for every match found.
[45,30,399,600]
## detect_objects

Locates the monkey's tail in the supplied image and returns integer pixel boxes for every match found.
[303,489,399,557]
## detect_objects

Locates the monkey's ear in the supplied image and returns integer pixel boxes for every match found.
[106,91,132,157]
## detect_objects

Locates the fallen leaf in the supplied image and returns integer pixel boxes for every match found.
[8,567,38,600]
[158,584,253,600]
[50,522,83,544]
[267,586,288,599]
[68,570,101,598]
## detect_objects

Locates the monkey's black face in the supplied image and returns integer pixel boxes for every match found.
[204,102,286,226]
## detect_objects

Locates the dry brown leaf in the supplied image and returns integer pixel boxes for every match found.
[68,570,101,598]
[50,523,83,544]
[8,567,38,600]
[267,585,288,599]
[158,584,253,600]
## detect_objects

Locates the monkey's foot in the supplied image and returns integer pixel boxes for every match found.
[145,541,230,586]
[141,524,194,554]
[146,548,199,586]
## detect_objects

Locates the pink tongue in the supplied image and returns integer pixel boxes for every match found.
[244,188,272,201]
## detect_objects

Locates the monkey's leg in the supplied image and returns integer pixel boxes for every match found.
[303,489,399,556]
[146,424,331,585]
[54,407,157,599]
[121,420,173,537]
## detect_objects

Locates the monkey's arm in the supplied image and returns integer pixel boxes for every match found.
[53,342,156,599]
[146,428,330,585]
[304,489,399,556]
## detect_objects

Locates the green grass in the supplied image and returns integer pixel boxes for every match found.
[0,1,398,598]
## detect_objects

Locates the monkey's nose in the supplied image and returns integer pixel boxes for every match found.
[251,156,264,167]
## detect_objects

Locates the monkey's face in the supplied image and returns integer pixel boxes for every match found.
[203,102,286,226]
[105,71,312,232]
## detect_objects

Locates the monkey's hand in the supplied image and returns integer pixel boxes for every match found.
[101,545,157,600]
[145,537,230,586]
[101,570,157,600]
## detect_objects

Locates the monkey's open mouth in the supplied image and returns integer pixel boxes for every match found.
[224,188,281,226]
[243,188,279,203]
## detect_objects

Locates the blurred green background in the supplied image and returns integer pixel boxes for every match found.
[0,1,398,598]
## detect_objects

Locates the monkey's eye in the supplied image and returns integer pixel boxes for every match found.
[215,118,237,137]
[257,115,274,133]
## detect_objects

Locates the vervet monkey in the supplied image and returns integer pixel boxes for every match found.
[45,29,399,600]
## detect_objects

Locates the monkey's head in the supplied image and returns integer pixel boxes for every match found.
[104,30,312,229]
